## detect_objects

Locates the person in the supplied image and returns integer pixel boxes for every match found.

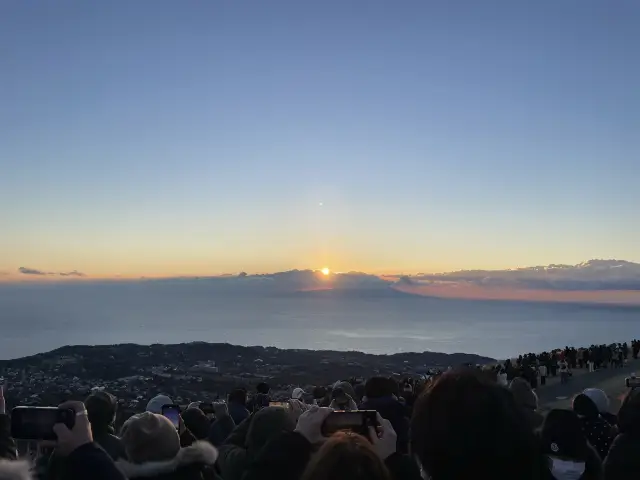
[227,389,250,426]
[0,386,17,461]
[208,403,236,447]
[539,363,548,387]
[85,391,127,461]
[300,431,392,480]
[603,389,640,479]
[217,406,295,480]
[509,377,544,430]
[572,393,613,460]
[411,370,550,480]
[360,377,410,453]
[559,359,570,385]
[242,407,420,480]
[540,409,602,480]
[116,412,218,480]
[53,400,128,480]
[249,383,271,412]
[497,367,508,387]
[292,388,306,402]
[182,407,212,441]
[329,382,358,411]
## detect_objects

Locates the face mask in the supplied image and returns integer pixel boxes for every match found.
[550,457,585,480]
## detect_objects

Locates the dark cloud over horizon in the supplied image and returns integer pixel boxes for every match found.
[18,267,48,275]
[19,267,87,277]
[59,270,86,277]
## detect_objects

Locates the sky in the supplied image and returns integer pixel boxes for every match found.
[1,1,639,279]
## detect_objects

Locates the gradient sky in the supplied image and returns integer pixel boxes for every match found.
[1,1,639,278]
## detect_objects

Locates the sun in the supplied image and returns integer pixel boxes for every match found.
[321,267,330,276]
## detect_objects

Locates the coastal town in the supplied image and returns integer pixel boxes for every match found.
[0,342,489,422]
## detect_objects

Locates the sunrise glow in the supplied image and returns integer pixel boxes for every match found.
[321,267,330,276]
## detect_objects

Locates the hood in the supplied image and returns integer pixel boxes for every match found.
[0,461,31,480]
[116,441,218,478]
[246,407,294,452]
[333,381,356,399]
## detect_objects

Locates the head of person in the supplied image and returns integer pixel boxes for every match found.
[246,406,296,452]
[365,377,394,399]
[85,391,117,433]
[228,388,248,407]
[301,431,391,480]
[540,409,593,478]
[145,394,173,414]
[256,382,270,395]
[313,386,327,401]
[181,407,210,440]
[582,388,610,415]
[292,388,306,401]
[120,412,182,463]
[617,388,640,435]
[411,370,548,480]
[573,393,600,419]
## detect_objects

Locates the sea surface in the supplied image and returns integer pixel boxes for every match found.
[0,282,638,360]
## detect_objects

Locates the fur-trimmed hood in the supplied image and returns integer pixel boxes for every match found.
[0,461,31,480]
[116,441,218,478]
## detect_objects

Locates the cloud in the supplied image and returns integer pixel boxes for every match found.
[18,267,48,275]
[59,270,86,277]
[18,267,87,277]
[0,271,8,276]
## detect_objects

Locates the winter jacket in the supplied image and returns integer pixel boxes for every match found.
[243,431,421,480]
[603,432,640,480]
[208,415,236,447]
[228,403,250,426]
[580,417,613,460]
[92,427,127,461]
[59,443,127,480]
[116,441,219,480]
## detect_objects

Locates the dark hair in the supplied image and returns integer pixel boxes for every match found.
[411,370,548,480]
[617,389,640,435]
[365,377,394,399]
[301,431,391,480]
[228,388,248,406]
[85,391,117,431]
[257,382,270,395]
[573,394,600,419]
[313,386,327,399]
[540,409,589,460]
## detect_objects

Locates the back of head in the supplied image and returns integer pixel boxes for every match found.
[256,382,270,395]
[617,389,640,435]
[411,370,547,480]
[229,388,248,406]
[301,432,391,480]
[85,391,117,431]
[333,381,356,400]
[181,407,210,440]
[541,409,589,461]
[292,388,306,400]
[120,412,181,464]
[573,394,600,419]
[365,377,393,399]
[246,406,295,452]
[145,394,173,414]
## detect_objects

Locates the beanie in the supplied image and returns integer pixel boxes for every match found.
[583,388,610,414]
[121,412,181,464]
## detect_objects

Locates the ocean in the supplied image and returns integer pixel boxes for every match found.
[0,282,638,360]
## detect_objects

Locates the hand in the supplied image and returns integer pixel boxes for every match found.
[294,406,332,444]
[53,401,93,456]
[213,402,229,418]
[0,384,5,415]
[369,414,397,460]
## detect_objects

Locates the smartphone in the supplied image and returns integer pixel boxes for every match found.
[269,401,290,409]
[199,402,215,415]
[161,404,181,429]
[626,375,640,388]
[321,410,378,437]
[11,406,75,441]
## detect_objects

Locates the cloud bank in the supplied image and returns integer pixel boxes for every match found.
[18,267,48,275]
[18,267,86,277]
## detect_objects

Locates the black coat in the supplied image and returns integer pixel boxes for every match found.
[603,432,640,480]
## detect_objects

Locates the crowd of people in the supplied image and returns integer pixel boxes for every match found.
[0,342,638,480]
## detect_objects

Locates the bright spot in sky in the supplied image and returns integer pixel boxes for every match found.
[318,202,323,207]
[321,267,330,276]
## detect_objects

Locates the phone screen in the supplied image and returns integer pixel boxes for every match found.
[161,405,180,429]
[269,401,290,409]
[11,407,74,441]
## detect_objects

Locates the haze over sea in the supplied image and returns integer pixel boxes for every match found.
[1,280,638,361]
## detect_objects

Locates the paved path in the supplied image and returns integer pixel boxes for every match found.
[537,360,639,413]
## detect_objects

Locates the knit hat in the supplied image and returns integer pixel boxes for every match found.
[583,388,610,414]
[292,388,305,400]
[121,412,181,464]
[146,394,173,414]
[85,391,117,429]
[541,409,589,460]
